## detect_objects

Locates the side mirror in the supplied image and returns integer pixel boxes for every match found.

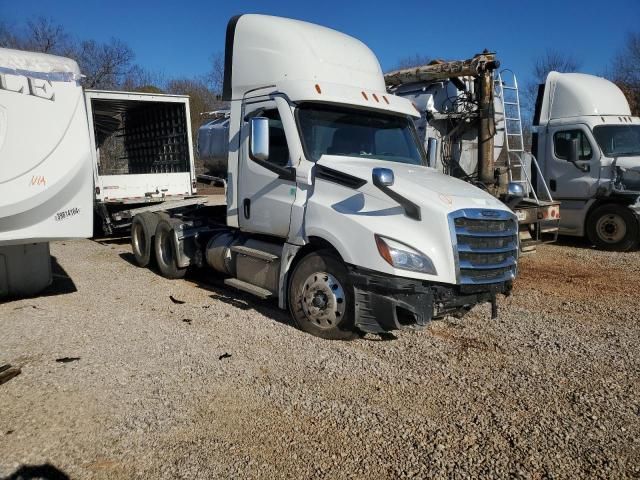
[567,137,590,172]
[250,117,269,161]
[426,137,438,168]
[568,138,579,164]
[505,182,525,208]
[372,167,394,187]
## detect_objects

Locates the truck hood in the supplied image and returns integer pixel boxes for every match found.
[316,155,507,211]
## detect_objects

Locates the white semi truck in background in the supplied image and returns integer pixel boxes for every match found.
[132,14,520,339]
[384,54,561,253]
[532,72,640,251]
[0,49,93,298]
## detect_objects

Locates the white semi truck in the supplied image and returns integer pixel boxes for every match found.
[131,14,520,339]
[532,72,640,251]
[0,48,94,298]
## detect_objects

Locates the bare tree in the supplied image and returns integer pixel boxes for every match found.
[24,17,71,54]
[207,52,225,94]
[609,31,640,116]
[391,53,431,71]
[0,17,71,55]
[0,16,137,90]
[0,21,20,49]
[73,39,135,89]
[120,65,165,93]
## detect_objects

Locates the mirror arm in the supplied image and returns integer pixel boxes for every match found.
[372,176,421,221]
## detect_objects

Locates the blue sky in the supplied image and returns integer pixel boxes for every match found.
[2,0,638,87]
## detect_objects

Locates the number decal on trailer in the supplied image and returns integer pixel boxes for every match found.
[54,207,80,221]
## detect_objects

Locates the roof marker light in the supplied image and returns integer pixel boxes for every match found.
[372,93,379,102]
[315,84,322,94]
[361,91,368,100]
[383,96,390,104]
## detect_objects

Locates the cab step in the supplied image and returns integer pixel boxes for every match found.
[230,245,279,262]
[224,278,272,299]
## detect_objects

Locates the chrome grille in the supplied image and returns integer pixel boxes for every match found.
[449,209,518,285]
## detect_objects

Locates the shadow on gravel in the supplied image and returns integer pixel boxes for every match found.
[39,257,78,297]
[2,463,70,480]
[186,269,295,329]
[118,252,138,267]
[552,235,596,250]
[92,236,131,246]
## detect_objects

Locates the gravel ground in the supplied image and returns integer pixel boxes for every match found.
[1,237,639,479]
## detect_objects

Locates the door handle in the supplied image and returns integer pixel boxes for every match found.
[243,198,251,219]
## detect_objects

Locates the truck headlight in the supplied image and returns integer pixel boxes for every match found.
[375,235,437,275]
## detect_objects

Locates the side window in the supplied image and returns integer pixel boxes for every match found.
[262,109,290,167]
[554,130,592,161]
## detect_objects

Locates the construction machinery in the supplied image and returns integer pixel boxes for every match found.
[385,53,560,253]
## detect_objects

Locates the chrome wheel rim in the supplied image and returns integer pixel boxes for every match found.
[301,271,345,329]
[596,214,626,244]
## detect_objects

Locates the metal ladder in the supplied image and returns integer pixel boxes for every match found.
[495,70,554,203]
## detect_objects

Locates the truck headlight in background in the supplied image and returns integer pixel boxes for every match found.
[375,235,437,275]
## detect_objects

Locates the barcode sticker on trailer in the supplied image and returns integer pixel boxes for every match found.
[54,207,80,221]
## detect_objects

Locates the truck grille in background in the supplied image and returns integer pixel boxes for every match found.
[449,209,518,285]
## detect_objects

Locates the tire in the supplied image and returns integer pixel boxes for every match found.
[586,204,639,252]
[131,213,156,267]
[288,250,357,340]
[154,219,187,279]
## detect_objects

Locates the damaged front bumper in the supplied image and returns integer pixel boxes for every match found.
[348,266,512,334]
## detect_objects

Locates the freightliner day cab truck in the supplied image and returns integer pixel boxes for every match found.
[130,14,520,339]
[384,54,561,254]
[532,72,640,251]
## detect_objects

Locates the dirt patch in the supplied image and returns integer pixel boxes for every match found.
[516,252,637,300]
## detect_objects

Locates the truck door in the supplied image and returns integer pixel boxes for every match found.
[545,126,599,199]
[238,98,296,237]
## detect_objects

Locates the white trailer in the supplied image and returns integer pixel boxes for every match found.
[533,72,640,251]
[0,48,93,297]
[132,14,521,339]
[86,90,199,235]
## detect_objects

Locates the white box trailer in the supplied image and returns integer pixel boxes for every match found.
[86,90,199,235]
[0,48,93,297]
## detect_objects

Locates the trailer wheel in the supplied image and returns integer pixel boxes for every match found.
[288,250,357,340]
[586,204,639,251]
[154,219,187,279]
[131,212,159,267]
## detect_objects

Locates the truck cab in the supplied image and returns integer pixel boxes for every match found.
[533,72,640,250]
[134,15,520,339]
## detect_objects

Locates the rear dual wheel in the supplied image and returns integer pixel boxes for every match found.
[154,219,187,279]
[131,213,186,278]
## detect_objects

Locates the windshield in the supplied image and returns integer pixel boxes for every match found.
[593,124,640,157]
[296,103,425,165]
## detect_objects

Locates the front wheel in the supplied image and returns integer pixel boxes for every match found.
[288,250,357,340]
[586,204,639,251]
